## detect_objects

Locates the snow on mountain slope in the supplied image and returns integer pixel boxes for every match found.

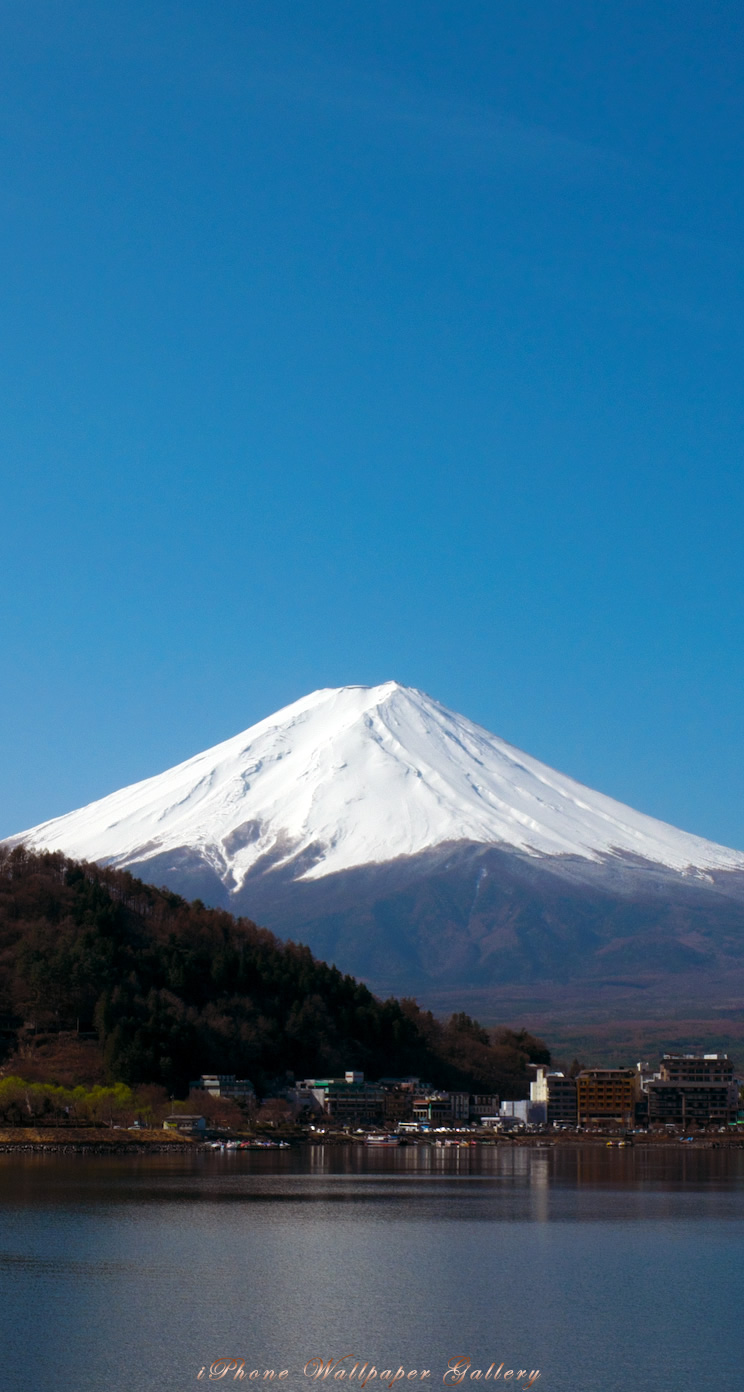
[8,681,744,886]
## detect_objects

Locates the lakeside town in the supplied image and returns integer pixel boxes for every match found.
[3,850,743,1155]
[153,1050,744,1148]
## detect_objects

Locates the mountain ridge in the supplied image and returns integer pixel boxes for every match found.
[6,683,744,1017]
[8,681,744,881]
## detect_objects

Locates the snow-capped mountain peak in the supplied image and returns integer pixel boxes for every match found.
[8,682,744,886]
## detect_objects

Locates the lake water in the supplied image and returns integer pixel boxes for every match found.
[1,1144,742,1392]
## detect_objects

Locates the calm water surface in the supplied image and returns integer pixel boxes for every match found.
[1,1144,742,1392]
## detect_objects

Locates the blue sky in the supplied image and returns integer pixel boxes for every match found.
[2,1,744,848]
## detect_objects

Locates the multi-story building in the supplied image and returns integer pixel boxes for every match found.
[576,1068,639,1127]
[412,1094,448,1125]
[646,1054,738,1128]
[530,1067,578,1126]
[411,1091,470,1125]
[298,1072,386,1126]
[191,1074,256,1102]
[499,1100,530,1124]
[449,1092,470,1122]
[659,1054,734,1085]
[470,1094,500,1122]
[381,1083,416,1126]
[497,1099,546,1126]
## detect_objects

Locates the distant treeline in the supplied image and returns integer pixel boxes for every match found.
[0,846,549,1097]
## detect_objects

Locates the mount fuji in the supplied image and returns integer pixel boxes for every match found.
[7,683,744,1017]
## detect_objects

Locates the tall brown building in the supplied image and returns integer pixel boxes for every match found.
[576,1068,640,1127]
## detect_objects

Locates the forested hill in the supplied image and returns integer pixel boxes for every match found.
[0,845,549,1097]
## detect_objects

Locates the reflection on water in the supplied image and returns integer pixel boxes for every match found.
[1,1146,742,1392]
[3,1140,742,1203]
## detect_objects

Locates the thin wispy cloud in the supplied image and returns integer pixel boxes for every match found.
[208,52,610,181]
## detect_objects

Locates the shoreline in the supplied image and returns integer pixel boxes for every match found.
[0,1127,742,1153]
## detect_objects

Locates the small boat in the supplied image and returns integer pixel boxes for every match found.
[364,1134,400,1146]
